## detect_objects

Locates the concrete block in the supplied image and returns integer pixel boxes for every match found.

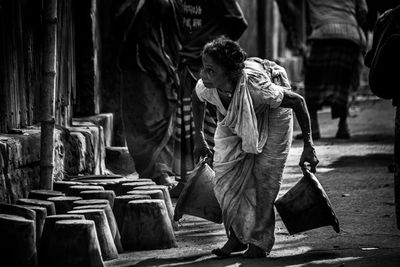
[0,121,107,203]
[7,166,40,203]
[74,113,113,147]
[0,173,8,203]
[69,122,105,175]
[0,129,41,170]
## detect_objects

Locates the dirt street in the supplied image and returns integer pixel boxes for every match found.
[107,98,400,267]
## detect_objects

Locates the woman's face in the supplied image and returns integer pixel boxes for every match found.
[200,54,230,90]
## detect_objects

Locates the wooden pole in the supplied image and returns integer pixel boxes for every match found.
[265,0,277,60]
[40,0,57,190]
[257,0,267,58]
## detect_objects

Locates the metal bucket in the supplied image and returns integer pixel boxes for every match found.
[275,169,340,235]
[173,159,222,223]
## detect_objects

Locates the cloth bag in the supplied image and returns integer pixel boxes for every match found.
[275,169,340,235]
[173,159,222,224]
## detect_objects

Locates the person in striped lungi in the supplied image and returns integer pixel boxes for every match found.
[173,0,247,192]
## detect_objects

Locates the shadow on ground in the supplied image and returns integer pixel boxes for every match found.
[121,247,400,267]
[328,153,393,168]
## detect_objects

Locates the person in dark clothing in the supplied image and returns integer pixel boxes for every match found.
[366,0,400,30]
[114,0,181,187]
[304,0,368,139]
[364,1,400,229]
[174,0,247,186]
[277,0,368,140]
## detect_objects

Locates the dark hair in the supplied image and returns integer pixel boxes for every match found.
[202,36,247,82]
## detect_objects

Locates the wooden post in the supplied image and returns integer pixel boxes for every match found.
[265,0,277,60]
[257,0,267,58]
[271,2,280,60]
[40,0,57,190]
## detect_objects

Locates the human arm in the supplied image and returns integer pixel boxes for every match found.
[192,88,213,163]
[356,0,369,41]
[279,88,319,173]
[216,0,248,40]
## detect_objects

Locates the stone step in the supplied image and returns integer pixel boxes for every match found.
[73,113,113,147]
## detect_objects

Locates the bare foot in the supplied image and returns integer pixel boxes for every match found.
[242,244,267,258]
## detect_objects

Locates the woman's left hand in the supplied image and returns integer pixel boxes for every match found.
[299,145,319,173]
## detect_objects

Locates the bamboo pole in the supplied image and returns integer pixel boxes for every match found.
[40,0,57,190]
[257,0,267,58]
[265,0,276,60]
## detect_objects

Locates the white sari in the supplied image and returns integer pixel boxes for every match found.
[195,58,293,252]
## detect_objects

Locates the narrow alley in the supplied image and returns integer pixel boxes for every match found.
[1,1,400,267]
[106,98,400,266]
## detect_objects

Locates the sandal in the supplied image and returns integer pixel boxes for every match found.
[211,231,247,258]
[211,248,231,258]
[211,244,247,258]
[242,245,267,258]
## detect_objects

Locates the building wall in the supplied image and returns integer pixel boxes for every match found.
[73,0,102,117]
[0,0,76,133]
[0,0,108,203]
[237,0,258,56]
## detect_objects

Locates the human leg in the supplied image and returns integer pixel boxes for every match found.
[310,109,321,139]
[247,107,292,255]
[330,40,362,139]
[121,69,176,183]
[211,228,247,257]
[336,115,351,139]
[331,99,351,139]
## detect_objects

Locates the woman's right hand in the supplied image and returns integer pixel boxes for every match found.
[194,138,213,164]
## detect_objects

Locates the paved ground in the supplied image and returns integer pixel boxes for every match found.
[107,98,400,267]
